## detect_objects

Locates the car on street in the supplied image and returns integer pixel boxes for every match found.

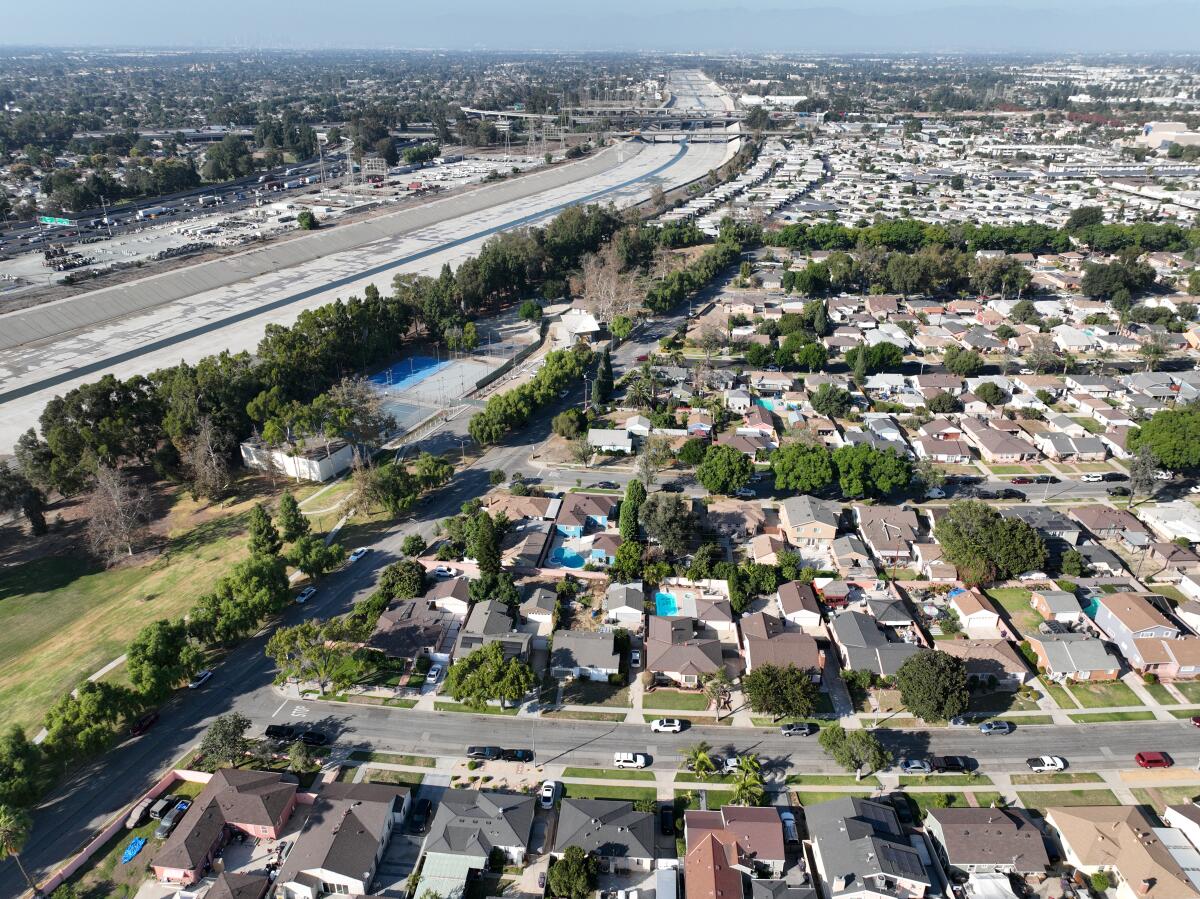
[187,669,213,689]
[779,809,799,843]
[720,756,747,776]
[925,487,946,499]
[734,487,756,498]
[1191,716,1200,728]
[650,718,684,733]
[780,722,818,737]
[265,724,297,743]
[898,758,933,775]
[1080,473,1104,483]
[130,711,159,736]
[1033,475,1059,484]
[126,796,155,829]
[973,489,998,500]
[154,799,192,840]
[410,797,432,833]
[1190,485,1200,495]
[432,565,458,578]
[614,752,649,769]
[539,780,559,809]
[300,730,329,747]
[630,649,642,668]
[1009,477,1032,485]
[1026,756,1066,773]
[503,749,534,762]
[348,547,370,563]
[1156,470,1173,481]
[427,665,442,682]
[467,746,503,760]
[996,488,1026,501]
[930,756,974,773]
[1108,486,1132,497]
[1136,751,1173,769]
[660,483,683,493]
[296,586,317,603]
[1102,473,1127,482]
[1017,571,1048,581]
[660,805,675,835]
[948,716,971,727]
[979,720,1014,736]
[594,481,619,490]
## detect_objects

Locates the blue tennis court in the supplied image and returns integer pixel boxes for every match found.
[370,355,451,392]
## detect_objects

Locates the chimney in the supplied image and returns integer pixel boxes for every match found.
[833,876,850,892]
[1141,880,1155,895]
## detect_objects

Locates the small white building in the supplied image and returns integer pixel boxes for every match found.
[240,438,354,483]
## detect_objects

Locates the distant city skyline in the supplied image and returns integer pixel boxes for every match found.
[4,1,1200,54]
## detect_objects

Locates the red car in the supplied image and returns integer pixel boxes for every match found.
[1135,751,1173,769]
[1010,477,1032,485]
[1191,716,1200,728]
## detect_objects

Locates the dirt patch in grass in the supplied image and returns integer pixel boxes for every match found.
[348,751,436,767]
[561,678,631,707]
[543,710,628,722]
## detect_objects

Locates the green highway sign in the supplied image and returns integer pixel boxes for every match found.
[38,216,71,226]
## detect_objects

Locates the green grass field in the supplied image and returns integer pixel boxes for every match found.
[1066,681,1141,709]
[787,774,881,786]
[642,689,713,711]
[434,702,519,715]
[1017,789,1120,812]
[562,767,656,781]
[564,783,658,802]
[1132,785,1200,811]
[347,751,436,767]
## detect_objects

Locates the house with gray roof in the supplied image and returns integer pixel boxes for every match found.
[551,631,620,681]
[553,799,656,870]
[273,782,408,899]
[605,581,646,627]
[807,796,936,899]
[454,600,531,662]
[416,790,535,899]
[829,610,921,677]
[1028,633,1120,682]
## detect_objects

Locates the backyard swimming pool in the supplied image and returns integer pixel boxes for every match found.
[755,398,777,411]
[549,546,585,569]
[655,591,680,616]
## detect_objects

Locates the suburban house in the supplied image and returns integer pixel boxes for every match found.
[779,495,841,550]
[587,428,634,454]
[1128,637,1200,681]
[949,590,1005,639]
[1148,543,1200,580]
[1030,589,1086,625]
[645,615,726,686]
[924,807,1049,876]
[739,611,823,678]
[935,639,1032,690]
[1047,806,1200,899]
[605,582,646,627]
[776,580,823,631]
[368,598,459,664]
[1000,507,1082,546]
[454,600,532,661]
[854,505,919,564]
[210,873,270,899]
[486,493,561,522]
[1027,633,1120,682]
[550,631,621,681]
[554,799,656,872]
[154,770,299,886]
[830,610,922,677]
[684,829,747,899]
[685,806,788,877]
[416,790,535,899]
[556,493,619,538]
[425,577,472,617]
[807,797,935,899]
[273,782,409,899]
[1093,592,1180,670]
[706,498,768,540]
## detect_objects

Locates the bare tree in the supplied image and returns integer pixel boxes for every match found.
[185,415,231,500]
[86,465,151,563]
[637,434,674,488]
[325,377,397,446]
[1023,334,1060,374]
[582,243,640,323]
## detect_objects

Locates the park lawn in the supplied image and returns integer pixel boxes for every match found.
[1173,681,1200,703]
[563,767,656,781]
[788,774,881,786]
[348,751,436,767]
[565,783,658,803]
[643,689,713,711]
[543,710,628,722]
[985,588,1041,636]
[561,678,631,708]
[1017,789,1120,812]
[434,702,519,716]
[1068,711,1155,723]
[1066,680,1142,709]
[1143,681,1179,705]
[1040,680,1078,710]
[0,500,253,733]
[1132,785,1200,812]
[1011,772,1104,785]
[367,769,426,788]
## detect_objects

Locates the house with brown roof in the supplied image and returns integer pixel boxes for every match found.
[854,505,919,563]
[1070,506,1149,541]
[935,639,1031,690]
[1047,806,1200,899]
[739,612,823,678]
[779,495,841,551]
[776,581,822,630]
[686,806,787,877]
[425,577,472,617]
[715,431,774,460]
[486,492,561,521]
[152,770,299,886]
[645,616,727,687]
[555,493,619,538]
[749,533,789,566]
[960,418,1040,463]
[1094,592,1180,669]
[368,598,459,664]
[706,498,768,540]
[924,807,1049,876]
[1131,637,1200,681]
[949,590,1005,639]
[1148,543,1200,580]
[685,832,747,899]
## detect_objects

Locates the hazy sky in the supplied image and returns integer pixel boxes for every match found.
[4,1,1198,53]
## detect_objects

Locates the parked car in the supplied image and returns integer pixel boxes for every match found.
[154,799,192,840]
[1026,756,1066,773]
[432,565,458,578]
[1191,716,1200,728]
[1101,473,1127,482]
[660,805,675,836]
[503,749,534,762]
[1017,571,1048,581]
[594,481,619,490]
[1156,470,1174,481]
[613,752,649,769]
[996,488,1026,501]
[348,547,370,563]
[650,718,684,733]
[1010,477,1032,485]
[630,649,642,669]
[720,756,745,776]
[973,489,998,500]
[426,665,442,682]
[925,487,946,499]
[148,795,178,820]
[300,730,329,747]
[1033,475,1059,484]
[930,755,973,773]
[296,586,317,603]
[126,796,155,829]
[265,724,297,743]
[467,746,503,760]
[734,487,756,498]
[539,780,559,809]
[898,758,933,775]
[187,669,213,689]
[779,809,800,843]
[1136,751,1173,769]
[780,722,818,737]
[660,483,683,493]
[1107,486,1132,497]
[1080,473,1104,483]
[979,720,1014,736]
[410,797,432,833]
[130,711,159,736]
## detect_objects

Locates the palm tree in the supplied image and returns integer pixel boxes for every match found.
[731,756,765,806]
[0,804,37,896]
[685,742,716,778]
[703,670,732,721]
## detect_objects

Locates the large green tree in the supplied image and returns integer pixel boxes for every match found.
[742,664,819,721]
[817,725,891,776]
[696,444,754,495]
[287,535,347,579]
[832,444,912,498]
[0,804,36,896]
[1130,407,1200,473]
[548,845,597,899]
[934,500,1047,585]
[639,492,694,557]
[247,503,283,557]
[895,650,970,722]
[277,491,310,542]
[126,619,201,700]
[197,712,252,769]
[771,442,835,493]
[444,642,534,708]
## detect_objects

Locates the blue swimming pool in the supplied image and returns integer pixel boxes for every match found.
[549,547,585,569]
[370,355,451,392]
[755,398,777,411]
[1082,596,1100,619]
[655,591,680,616]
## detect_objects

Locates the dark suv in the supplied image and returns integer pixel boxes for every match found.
[467,746,503,761]
[930,755,974,773]
[265,724,297,742]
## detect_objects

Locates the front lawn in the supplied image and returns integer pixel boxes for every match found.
[562,767,656,781]
[348,751,436,767]
[787,774,881,786]
[1132,785,1200,812]
[561,677,631,707]
[434,701,519,715]
[968,691,1041,715]
[367,770,426,788]
[1067,711,1155,723]
[1143,681,1179,705]
[643,689,713,711]
[1017,789,1120,812]
[897,774,994,787]
[1067,680,1142,709]
[543,710,627,721]
[1173,681,1200,703]
[1011,772,1104,785]
[564,783,658,803]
